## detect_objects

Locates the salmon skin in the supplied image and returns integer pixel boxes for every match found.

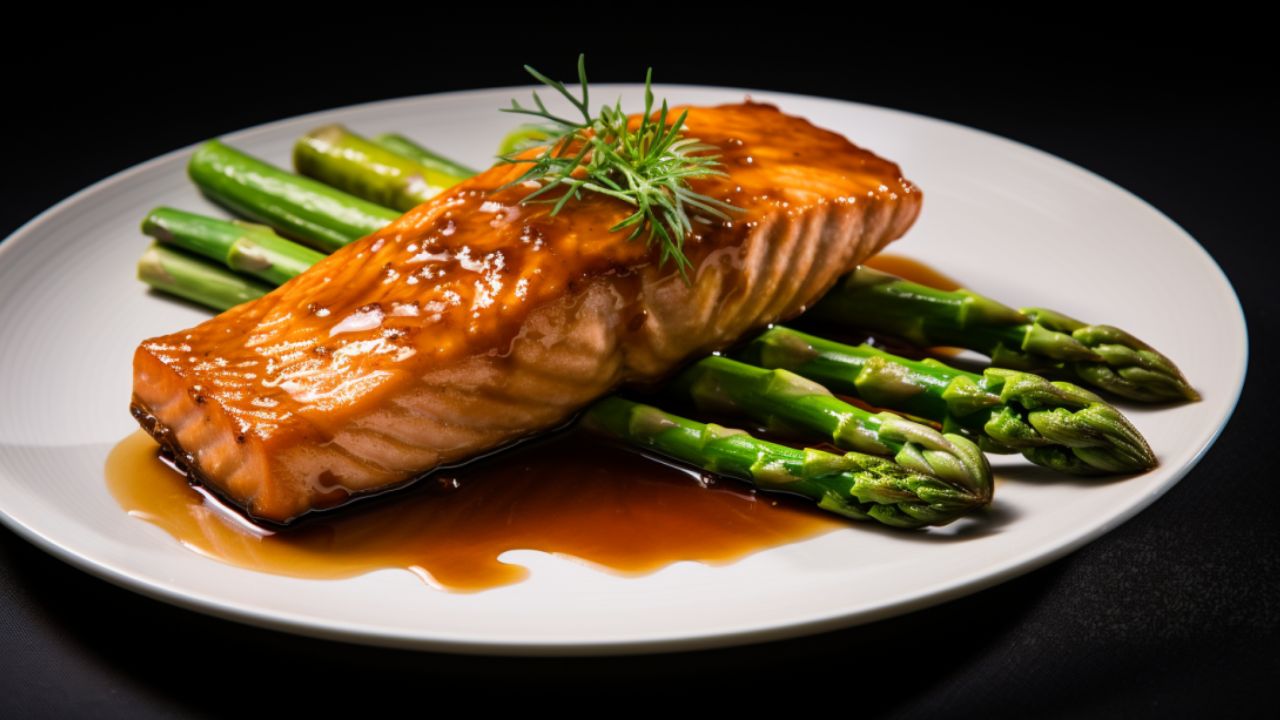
[131,101,923,525]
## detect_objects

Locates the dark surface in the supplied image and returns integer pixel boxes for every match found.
[2,25,1275,717]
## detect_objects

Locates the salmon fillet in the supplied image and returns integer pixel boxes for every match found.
[131,100,923,524]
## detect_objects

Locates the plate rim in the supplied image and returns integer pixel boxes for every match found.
[0,83,1250,656]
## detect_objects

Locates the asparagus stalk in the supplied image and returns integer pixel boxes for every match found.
[188,139,399,253]
[496,124,555,156]
[137,244,269,311]
[142,207,325,287]
[740,326,1156,475]
[813,266,1198,402]
[371,132,477,179]
[582,397,989,529]
[673,356,992,499]
[293,125,470,212]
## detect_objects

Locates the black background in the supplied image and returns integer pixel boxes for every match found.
[2,20,1275,717]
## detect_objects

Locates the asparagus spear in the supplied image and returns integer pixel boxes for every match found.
[496,124,555,156]
[582,397,989,529]
[673,356,991,499]
[137,244,269,311]
[293,125,469,212]
[142,207,325,287]
[813,266,1198,402]
[740,326,1156,475]
[188,139,399,252]
[371,132,477,179]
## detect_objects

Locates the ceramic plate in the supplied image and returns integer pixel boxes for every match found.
[0,85,1247,655]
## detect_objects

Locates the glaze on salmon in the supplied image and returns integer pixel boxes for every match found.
[131,101,923,524]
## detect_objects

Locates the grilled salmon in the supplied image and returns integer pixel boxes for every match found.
[131,100,923,524]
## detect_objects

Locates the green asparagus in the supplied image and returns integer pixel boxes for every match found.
[293,125,469,212]
[813,266,1198,402]
[496,124,555,156]
[673,356,992,499]
[188,139,399,253]
[582,397,990,528]
[371,132,477,180]
[740,326,1156,475]
[137,244,269,311]
[142,207,325,287]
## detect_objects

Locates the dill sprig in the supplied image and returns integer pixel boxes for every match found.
[498,54,739,280]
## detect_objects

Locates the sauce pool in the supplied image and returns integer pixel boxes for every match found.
[105,428,846,593]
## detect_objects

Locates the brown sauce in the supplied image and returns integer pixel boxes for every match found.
[864,254,962,291]
[106,429,845,593]
[824,254,962,358]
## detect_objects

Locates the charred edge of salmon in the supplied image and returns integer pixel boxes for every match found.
[129,399,307,529]
[128,396,579,530]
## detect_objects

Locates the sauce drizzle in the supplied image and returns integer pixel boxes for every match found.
[864,254,962,290]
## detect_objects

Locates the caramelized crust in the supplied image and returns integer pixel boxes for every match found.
[131,101,922,523]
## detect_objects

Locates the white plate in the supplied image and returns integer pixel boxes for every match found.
[0,85,1247,655]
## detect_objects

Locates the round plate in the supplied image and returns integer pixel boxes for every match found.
[0,85,1247,655]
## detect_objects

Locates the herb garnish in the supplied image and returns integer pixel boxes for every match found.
[498,55,739,279]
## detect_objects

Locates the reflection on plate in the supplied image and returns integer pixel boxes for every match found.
[0,85,1246,655]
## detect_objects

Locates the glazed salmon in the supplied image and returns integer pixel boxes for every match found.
[131,101,923,524]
